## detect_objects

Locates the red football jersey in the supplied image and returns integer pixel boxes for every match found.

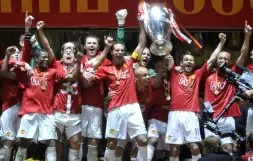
[81,55,111,108]
[170,63,208,112]
[16,68,65,115]
[241,151,253,161]
[149,78,170,123]
[0,60,24,112]
[204,66,241,118]
[51,59,82,114]
[93,52,140,111]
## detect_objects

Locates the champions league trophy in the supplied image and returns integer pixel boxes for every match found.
[141,3,173,56]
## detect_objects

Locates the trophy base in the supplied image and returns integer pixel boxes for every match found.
[150,40,173,56]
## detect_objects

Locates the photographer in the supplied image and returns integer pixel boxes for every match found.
[198,136,233,161]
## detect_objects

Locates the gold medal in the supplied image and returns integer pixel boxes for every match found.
[166,95,171,101]
[34,68,48,92]
[113,65,124,86]
[41,84,46,91]
[214,89,219,95]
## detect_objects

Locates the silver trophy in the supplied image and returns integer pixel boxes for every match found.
[142,3,172,56]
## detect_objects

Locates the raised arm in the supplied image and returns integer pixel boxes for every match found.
[92,36,114,70]
[236,20,252,67]
[207,33,226,70]
[36,21,55,64]
[1,47,18,80]
[116,9,127,45]
[22,11,33,63]
[134,21,146,54]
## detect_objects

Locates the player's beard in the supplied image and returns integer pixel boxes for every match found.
[40,61,48,71]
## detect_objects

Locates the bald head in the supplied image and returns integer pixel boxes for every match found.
[134,66,150,88]
[135,66,149,78]
[216,51,231,68]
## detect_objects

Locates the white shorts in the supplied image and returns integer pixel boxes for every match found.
[204,117,235,138]
[165,111,201,144]
[81,105,103,139]
[54,111,82,141]
[17,113,57,141]
[247,108,253,136]
[148,119,169,150]
[0,103,20,140]
[106,103,147,140]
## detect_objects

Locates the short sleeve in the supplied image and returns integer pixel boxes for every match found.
[93,66,107,81]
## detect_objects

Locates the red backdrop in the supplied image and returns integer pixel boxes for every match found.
[0,0,252,28]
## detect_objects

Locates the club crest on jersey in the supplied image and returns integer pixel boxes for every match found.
[30,76,48,86]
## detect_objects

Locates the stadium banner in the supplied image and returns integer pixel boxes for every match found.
[0,0,252,28]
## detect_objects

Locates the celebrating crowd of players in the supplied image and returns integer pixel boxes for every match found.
[1,8,253,161]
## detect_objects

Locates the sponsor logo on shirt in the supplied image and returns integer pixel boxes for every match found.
[120,70,130,79]
[178,75,195,87]
[30,76,48,86]
[210,81,226,91]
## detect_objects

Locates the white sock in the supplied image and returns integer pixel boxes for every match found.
[3,145,13,161]
[136,146,147,161]
[15,147,27,161]
[147,145,155,161]
[87,145,98,161]
[169,156,179,161]
[68,148,80,161]
[79,142,83,160]
[45,147,56,161]
[192,154,201,161]
[104,148,116,161]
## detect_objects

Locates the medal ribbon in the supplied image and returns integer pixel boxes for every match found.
[112,65,123,84]
[214,71,225,94]
[181,73,194,90]
[34,68,48,91]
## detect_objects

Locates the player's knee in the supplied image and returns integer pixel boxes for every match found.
[140,139,148,146]
[107,139,117,150]
[46,140,56,147]
[190,143,200,155]
[88,138,98,146]
[148,137,158,147]
[115,146,124,157]
[3,144,13,151]
[136,135,148,146]
[170,144,180,157]
[70,136,82,150]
